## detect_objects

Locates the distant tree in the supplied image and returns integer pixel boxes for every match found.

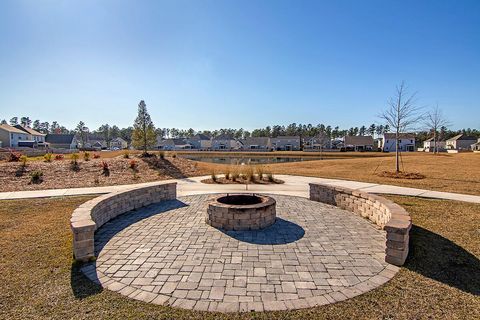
[359,125,366,136]
[20,116,32,127]
[368,124,376,136]
[33,120,41,130]
[40,122,50,134]
[98,124,113,148]
[9,117,18,126]
[76,121,89,147]
[424,105,450,154]
[379,82,423,173]
[132,100,157,154]
[1,119,7,125]
[110,125,120,139]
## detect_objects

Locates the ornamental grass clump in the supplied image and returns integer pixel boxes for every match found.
[93,153,101,159]
[244,165,254,182]
[123,151,130,159]
[8,150,22,162]
[256,165,264,181]
[224,166,231,180]
[30,170,43,184]
[54,154,64,160]
[44,153,53,162]
[267,172,275,182]
[19,155,28,168]
[129,159,139,179]
[211,170,217,182]
[231,166,239,182]
[70,153,80,171]
[83,151,91,161]
[158,151,165,159]
[100,160,110,176]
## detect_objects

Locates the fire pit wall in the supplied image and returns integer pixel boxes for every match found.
[309,183,411,266]
[206,194,276,231]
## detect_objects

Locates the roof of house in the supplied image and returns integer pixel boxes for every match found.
[45,134,76,144]
[0,124,27,134]
[214,134,234,140]
[446,134,477,141]
[344,135,374,146]
[383,133,415,140]
[243,137,270,146]
[112,137,127,143]
[13,125,45,136]
[424,137,446,142]
[191,133,211,140]
[271,136,300,140]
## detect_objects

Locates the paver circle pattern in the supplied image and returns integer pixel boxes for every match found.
[82,194,399,312]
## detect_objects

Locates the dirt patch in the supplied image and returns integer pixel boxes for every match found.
[377,171,426,180]
[0,156,208,192]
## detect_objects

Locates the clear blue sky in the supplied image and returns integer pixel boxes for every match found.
[0,0,479,131]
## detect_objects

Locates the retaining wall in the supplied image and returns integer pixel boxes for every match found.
[70,182,177,261]
[309,183,411,266]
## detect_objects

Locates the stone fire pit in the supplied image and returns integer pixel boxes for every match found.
[206,194,276,231]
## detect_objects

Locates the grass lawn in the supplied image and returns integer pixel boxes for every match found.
[196,152,480,196]
[0,195,478,319]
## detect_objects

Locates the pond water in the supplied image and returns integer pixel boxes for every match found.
[180,155,328,164]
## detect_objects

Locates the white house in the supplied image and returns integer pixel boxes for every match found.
[110,137,128,149]
[445,134,477,150]
[157,138,192,150]
[0,124,34,148]
[186,134,212,150]
[14,125,46,145]
[380,133,416,152]
[271,136,301,151]
[240,137,271,150]
[45,134,78,149]
[211,135,242,150]
[471,138,480,152]
[423,137,446,152]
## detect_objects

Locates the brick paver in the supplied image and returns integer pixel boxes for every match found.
[82,194,399,312]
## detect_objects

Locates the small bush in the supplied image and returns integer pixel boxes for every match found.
[211,170,217,182]
[93,153,101,159]
[243,165,254,182]
[231,167,239,181]
[54,154,64,160]
[8,151,22,162]
[100,160,110,176]
[83,152,90,161]
[224,166,231,180]
[158,151,165,159]
[129,159,138,171]
[30,170,43,184]
[123,151,130,159]
[267,173,275,182]
[172,153,177,158]
[19,155,28,167]
[256,166,264,180]
[44,153,53,162]
[70,153,80,171]
[93,176,100,185]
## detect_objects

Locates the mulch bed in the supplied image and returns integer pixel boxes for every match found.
[0,156,206,192]
[377,171,426,180]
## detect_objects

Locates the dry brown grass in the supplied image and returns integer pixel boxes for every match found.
[196,152,480,195]
[0,195,478,319]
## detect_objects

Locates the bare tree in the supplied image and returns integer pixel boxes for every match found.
[424,104,450,154]
[379,82,423,173]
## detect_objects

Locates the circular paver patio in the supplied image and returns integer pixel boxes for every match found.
[82,194,399,312]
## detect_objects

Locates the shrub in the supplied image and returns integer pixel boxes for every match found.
[267,173,275,182]
[231,166,239,181]
[19,155,28,167]
[211,170,217,182]
[70,153,80,171]
[129,159,138,171]
[224,166,231,180]
[93,176,100,185]
[54,154,64,160]
[83,151,91,161]
[158,151,165,159]
[8,151,22,162]
[256,166,264,180]
[93,153,101,159]
[100,160,110,176]
[172,153,177,158]
[30,170,43,184]
[243,165,254,182]
[44,153,53,162]
[123,151,130,159]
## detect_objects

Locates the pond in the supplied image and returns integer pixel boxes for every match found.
[180,155,329,164]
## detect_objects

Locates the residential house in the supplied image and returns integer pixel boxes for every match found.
[380,133,416,152]
[0,124,33,147]
[86,140,107,150]
[471,138,480,152]
[211,135,242,150]
[422,137,446,152]
[344,136,375,151]
[303,136,332,150]
[110,137,128,150]
[241,137,271,150]
[187,134,212,150]
[445,134,477,150]
[14,125,46,145]
[157,138,192,150]
[45,134,78,149]
[271,136,301,151]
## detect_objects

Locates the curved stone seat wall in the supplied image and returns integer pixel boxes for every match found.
[309,183,411,266]
[70,182,177,261]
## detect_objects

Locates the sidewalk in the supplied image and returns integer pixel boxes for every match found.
[1,175,479,204]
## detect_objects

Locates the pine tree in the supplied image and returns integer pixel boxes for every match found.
[132,100,157,155]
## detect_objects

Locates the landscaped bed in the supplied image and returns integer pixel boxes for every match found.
[0,195,478,319]
[0,155,207,192]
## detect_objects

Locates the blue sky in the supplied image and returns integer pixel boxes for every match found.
[0,0,479,131]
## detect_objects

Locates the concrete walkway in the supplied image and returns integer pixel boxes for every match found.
[1,175,479,204]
